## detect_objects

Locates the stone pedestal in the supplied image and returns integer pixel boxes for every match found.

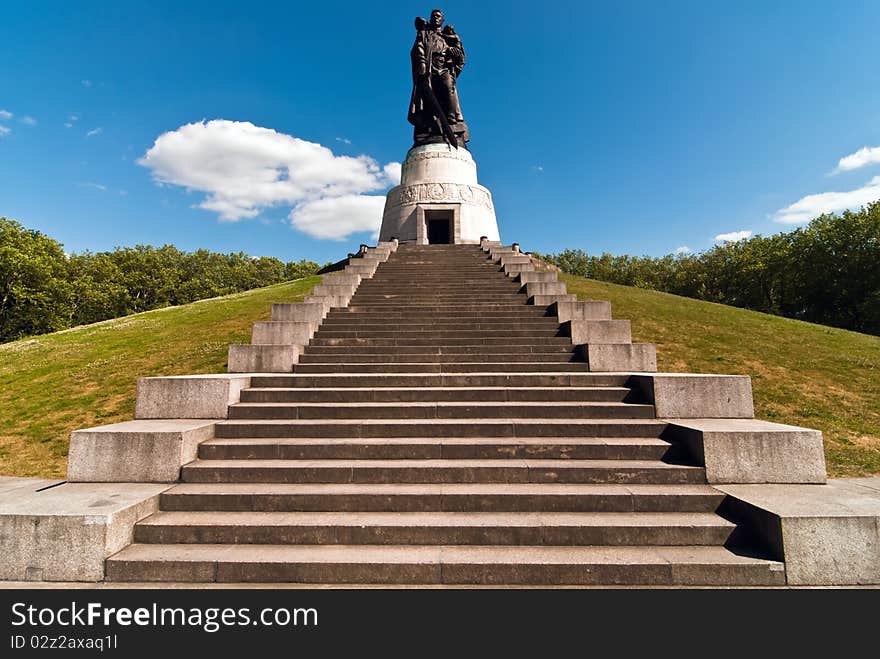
[379,143,500,244]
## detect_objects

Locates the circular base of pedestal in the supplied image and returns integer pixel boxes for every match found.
[399,144,478,186]
[380,145,500,244]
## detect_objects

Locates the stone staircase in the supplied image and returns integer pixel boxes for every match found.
[105,244,785,585]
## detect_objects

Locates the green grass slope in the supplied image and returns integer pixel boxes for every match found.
[0,276,321,478]
[561,274,880,477]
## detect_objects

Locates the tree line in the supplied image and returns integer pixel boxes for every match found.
[536,203,880,336]
[0,217,320,342]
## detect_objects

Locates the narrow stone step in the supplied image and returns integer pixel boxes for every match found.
[133,511,735,546]
[226,401,655,420]
[238,386,634,403]
[213,418,667,439]
[105,543,784,585]
[181,458,704,485]
[157,482,725,513]
[198,436,672,460]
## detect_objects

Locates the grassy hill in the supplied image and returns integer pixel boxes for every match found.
[0,276,320,477]
[560,274,880,477]
[0,271,876,479]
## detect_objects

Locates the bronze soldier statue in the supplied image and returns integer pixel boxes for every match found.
[407,9,470,149]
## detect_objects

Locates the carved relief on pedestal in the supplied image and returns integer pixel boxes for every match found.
[386,182,494,212]
[426,183,445,200]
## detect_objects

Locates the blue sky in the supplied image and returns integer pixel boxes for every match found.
[2,0,880,264]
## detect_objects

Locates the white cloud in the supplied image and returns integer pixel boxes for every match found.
[335,137,352,144]
[20,115,36,126]
[833,146,880,174]
[674,245,692,255]
[714,230,752,243]
[383,162,402,185]
[137,119,399,239]
[86,127,102,137]
[0,109,12,120]
[774,176,880,224]
[80,182,107,191]
[0,125,10,137]
[81,79,92,87]
[290,195,385,240]
[64,123,73,128]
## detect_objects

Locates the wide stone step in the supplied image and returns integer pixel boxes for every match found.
[339,310,544,316]
[292,362,591,373]
[354,283,519,290]
[310,337,569,347]
[324,319,554,327]
[341,308,537,315]
[331,310,550,317]
[368,275,504,280]
[328,310,551,319]
[312,330,568,339]
[250,373,631,388]
[323,321,554,329]
[133,511,735,546]
[362,274,505,279]
[198,436,672,461]
[181,458,703,485]
[213,418,668,439]
[352,296,525,302]
[226,401,655,420]
[318,322,555,331]
[239,386,634,404]
[370,271,503,275]
[354,287,519,294]
[302,345,572,356]
[297,353,576,364]
[352,286,520,292]
[351,295,527,302]
[345,305,533,311]
[374,264,497,268]
[105,543,784,585]
[319,321,560,330]
[320,316,558,324]
[157,482,724,513]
